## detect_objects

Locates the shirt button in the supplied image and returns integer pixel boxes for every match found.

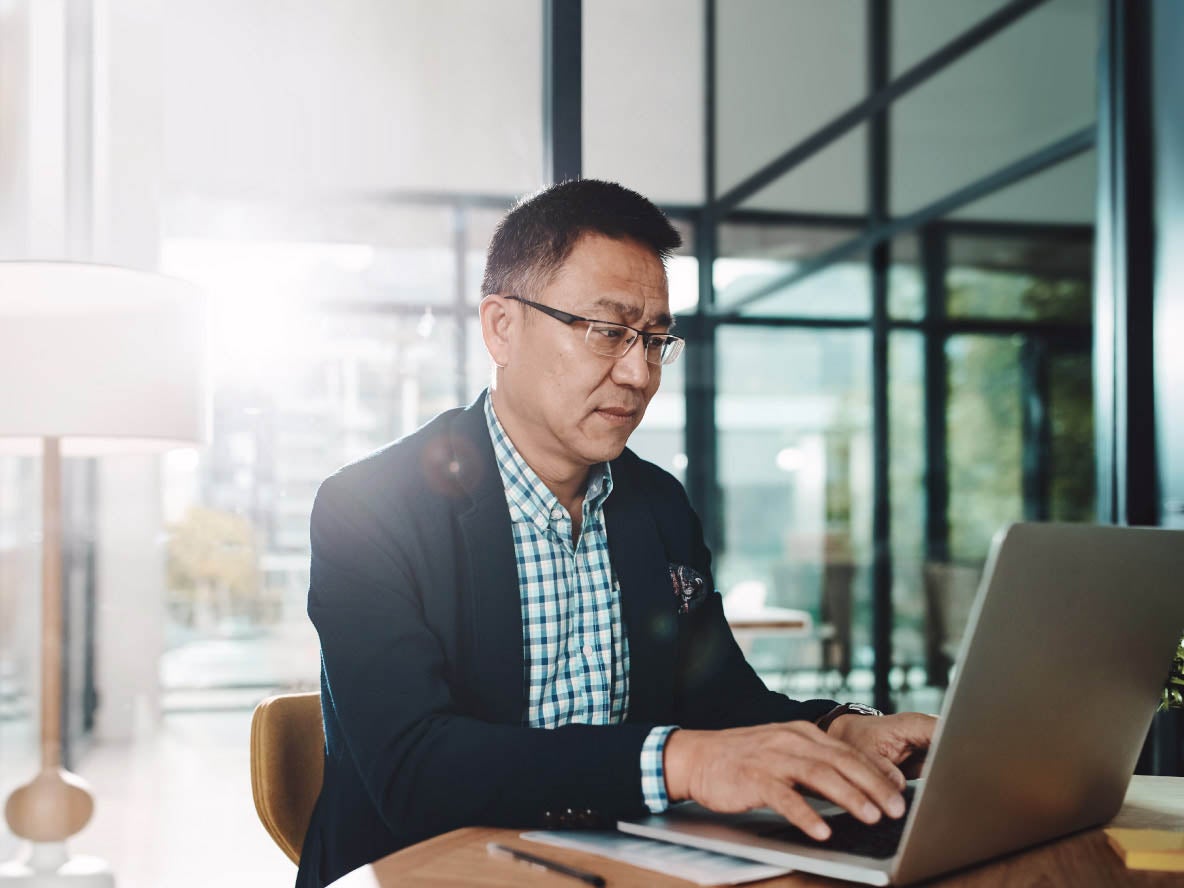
[583,644,593,657]
[551,508,563,519]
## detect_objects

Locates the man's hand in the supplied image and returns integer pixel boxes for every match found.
[827,712,937,780]
[663,720,915,841]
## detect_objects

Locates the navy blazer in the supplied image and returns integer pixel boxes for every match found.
[296,393,837,887]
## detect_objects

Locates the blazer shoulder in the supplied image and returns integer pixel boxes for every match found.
[613,447,690,504]
[315,404,474,512]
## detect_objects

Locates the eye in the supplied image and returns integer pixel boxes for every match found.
[591,325,627,341]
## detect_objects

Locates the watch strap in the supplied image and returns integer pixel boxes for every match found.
[815,702,883,733]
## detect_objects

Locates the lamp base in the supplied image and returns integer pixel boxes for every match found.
[0,843,113,887]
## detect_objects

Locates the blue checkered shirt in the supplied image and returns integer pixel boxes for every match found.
[484,396,676,813]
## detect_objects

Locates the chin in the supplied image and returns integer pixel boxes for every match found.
[580,437,630,465]
[574,415,641,463]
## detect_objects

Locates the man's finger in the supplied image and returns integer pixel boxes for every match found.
[809,747,907,819]
[777,757,887,826]
[780,726,907,814]
[842,741,906,791]
[808,717,913,792]
[766,784,832,841]
[787,721,902,780]
[783,722,896,776]
[871,754,907,790]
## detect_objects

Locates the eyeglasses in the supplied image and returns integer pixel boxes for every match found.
[505,295,685,366]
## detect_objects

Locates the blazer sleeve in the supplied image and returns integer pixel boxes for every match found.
[307,474,653,845]
[659,474,838,729]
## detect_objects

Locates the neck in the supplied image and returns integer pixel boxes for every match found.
[489,388,590,512]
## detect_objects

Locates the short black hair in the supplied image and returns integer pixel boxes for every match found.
[480,179,682,300]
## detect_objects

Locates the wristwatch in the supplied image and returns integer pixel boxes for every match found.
[816,702,883,733]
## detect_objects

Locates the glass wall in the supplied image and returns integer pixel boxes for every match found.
[715,326,873,689]
[701,0,1100,709]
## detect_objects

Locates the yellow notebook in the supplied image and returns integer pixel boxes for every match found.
[1105,828,1184,872]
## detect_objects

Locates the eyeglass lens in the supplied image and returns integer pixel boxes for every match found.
[585,324,681,365]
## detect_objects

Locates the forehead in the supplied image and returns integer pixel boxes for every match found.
[547,233,671,325]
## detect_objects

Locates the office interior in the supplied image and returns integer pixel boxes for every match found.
[0,1,1181,885]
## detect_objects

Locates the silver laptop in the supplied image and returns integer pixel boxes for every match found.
[620,523,1184,885]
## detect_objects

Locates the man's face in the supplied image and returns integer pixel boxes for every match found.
[492,232,672,478]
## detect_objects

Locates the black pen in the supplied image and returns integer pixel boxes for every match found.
[486,841,607,887]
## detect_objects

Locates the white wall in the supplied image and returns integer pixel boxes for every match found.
[583,0,704,205]
[159,0,543,201]
[0,0,68,258]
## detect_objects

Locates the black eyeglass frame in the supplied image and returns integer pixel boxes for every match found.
[504,294,685,366]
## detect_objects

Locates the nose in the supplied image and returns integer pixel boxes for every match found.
[610,337,654,388]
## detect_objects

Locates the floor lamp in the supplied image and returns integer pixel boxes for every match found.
[0,262,206,886]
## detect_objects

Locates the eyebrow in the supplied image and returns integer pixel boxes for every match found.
[588,298,675,330]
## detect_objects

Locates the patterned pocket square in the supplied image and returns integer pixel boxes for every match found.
[669,563,709,614]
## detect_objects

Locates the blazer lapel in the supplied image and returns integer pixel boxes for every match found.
[606,470,677,725]
[451,395,524,725]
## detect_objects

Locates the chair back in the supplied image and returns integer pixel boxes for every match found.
[922,561,984,686]
[250,691,325,864]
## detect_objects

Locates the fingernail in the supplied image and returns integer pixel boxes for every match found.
[861,803,880,822]
[812,823,831,841]
[888,795,906,818]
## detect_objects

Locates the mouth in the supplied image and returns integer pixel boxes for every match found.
[594,406,640,425]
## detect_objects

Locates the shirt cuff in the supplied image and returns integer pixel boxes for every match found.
[640,725,679,813]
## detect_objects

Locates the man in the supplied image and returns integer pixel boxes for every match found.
[297,180,935,887]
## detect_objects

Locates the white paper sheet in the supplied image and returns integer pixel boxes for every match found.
[520,830,792,886]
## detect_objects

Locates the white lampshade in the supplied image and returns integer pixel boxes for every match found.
[0,261,207,450]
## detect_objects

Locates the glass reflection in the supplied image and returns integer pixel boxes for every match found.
[716,327,871,693]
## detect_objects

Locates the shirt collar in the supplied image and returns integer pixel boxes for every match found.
[483,391,613,534]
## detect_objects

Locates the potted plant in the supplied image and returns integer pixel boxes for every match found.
[1163,632,1184,711]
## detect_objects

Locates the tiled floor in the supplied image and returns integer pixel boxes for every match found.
[71,710,295,888]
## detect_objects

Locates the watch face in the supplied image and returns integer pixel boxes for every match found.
[848,702,883,717]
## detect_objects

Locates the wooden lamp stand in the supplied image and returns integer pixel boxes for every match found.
[0,440,113,886]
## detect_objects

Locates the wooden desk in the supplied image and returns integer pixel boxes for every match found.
[329,776,1183,887]
[726,609,812,633]
[726,609,822,685]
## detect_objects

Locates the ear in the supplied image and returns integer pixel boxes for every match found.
[479,295,515,368]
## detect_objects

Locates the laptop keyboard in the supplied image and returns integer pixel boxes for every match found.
[757,786,916,859]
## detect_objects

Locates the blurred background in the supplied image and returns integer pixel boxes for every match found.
[1,0,1180,884]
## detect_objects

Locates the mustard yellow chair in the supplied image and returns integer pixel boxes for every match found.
[250,692,325,864]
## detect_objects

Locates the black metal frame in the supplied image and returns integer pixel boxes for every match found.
[1095,0,1157,529]
[921,226,951,572]
[684,0,721,550]
[1096,0,1179,776]
[868,0,893,711]
[543,0,582,183]
[1150,0,1184,779]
